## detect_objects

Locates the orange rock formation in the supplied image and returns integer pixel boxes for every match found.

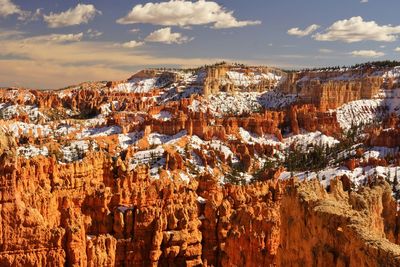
[1,142,400,266]
[280,69,390,111]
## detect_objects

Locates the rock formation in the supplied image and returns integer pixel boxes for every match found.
[279,178,400,267]
[1,62,400,266]
[280,69,387,111]
[203,64,284,96]
[1,142,400,266]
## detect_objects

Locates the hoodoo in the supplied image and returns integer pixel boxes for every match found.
[1,62,400,266]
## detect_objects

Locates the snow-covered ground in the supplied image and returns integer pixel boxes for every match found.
[55,124,78,137]
[189,91,298,117]
[0,89,35,102]
[238,127,281,146]
[82,116,108,128]
[118,132,143,150]
[147,131,186,146]
[363,146,398,160]
[129,146,165,178]
[158,86,202,103]
[174,69,206,85]
[374,66,400,83]
[113,78,158,93]
[100,101,120,116]
[196,92,262,116]
[77,126,122,139]
[335,99,384,130]
[7,122,53,138]
[258,91,298,109]
[17,145,48,158]
[57,91,73,99]
[284,131,340,149]
[152,111,172,121]
[298,66,400,84]
[112,69,204,95]
[334,88,400,130]
[208,140,237,159]
[61,140,97,163]
[238,128,339,150]
[0,104,47,122]
[224,70,282,87]
[280,165,400,189]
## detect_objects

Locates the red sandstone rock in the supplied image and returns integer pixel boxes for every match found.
[2,64,400,267]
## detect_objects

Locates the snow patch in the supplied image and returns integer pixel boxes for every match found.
[114,78,157,93]
[335,99,384,130]
[189,91,297,117]
[17,145,48,158]
[78,126,122,138]
[284,131,340,149]
[225,71,281,87]
[61,140,96,163]
[152,111,172,121]
[118,132,143,150]
[147,131,186,146]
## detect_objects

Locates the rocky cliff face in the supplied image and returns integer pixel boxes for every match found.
[279,178,400,267]
[2,63,400,266]
[367,127,400,148]
[289,104,341,136]
[280,69,387,111]
[0,148,281,266]
[1,146,400,266]
[198,174,282,267]
[203,64,284,96]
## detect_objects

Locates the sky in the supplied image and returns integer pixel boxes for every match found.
[0,0,400,89]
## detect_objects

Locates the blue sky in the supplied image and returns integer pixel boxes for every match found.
[1,0,400,88]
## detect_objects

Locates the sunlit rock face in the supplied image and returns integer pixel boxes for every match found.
[1,62,400,266]
[280,66,400,111]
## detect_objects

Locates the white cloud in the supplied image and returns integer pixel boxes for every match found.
[287,24,320,37]
[29,8,43,21]
[44,4,101,28]
[395,47,400,52]
[24,33,84,43]
[360,0,368,3]
[129,28,141,33]
[0,28,24,39]
[117,0,261,29]
[0,0,20,17]
[145,27,192,44]
[350,50,385,58]
[0,0,30,20]
[314,16,400,43]
[120,40,145,48]
[0,29,84,43]
[87,29,103,39]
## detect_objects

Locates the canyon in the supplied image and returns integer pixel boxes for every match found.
[1,62,400,266]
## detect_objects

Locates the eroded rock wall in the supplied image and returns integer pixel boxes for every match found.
[278,179,400,267]
[203,65,284,96]
[280,70,385,111]
[1,146,400,266]
[0,149,282,267]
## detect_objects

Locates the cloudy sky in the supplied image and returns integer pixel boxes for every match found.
[1,0,400,88]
